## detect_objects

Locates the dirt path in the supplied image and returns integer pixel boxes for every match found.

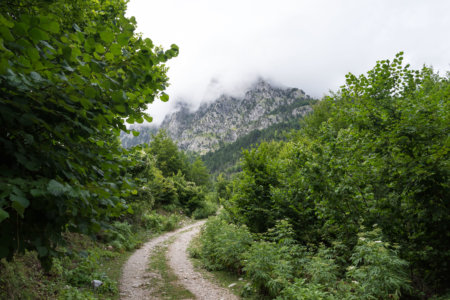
[120,220,238,300]
[119,222,202,300]
[167,220,238,300]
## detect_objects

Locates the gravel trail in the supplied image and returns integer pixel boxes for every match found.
[119,222,203,300]
[167,220,239,300]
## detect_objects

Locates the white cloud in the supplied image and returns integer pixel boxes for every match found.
[126,0,450,124]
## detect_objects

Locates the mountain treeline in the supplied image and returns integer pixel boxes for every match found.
[197,53,450,299]
[201,117,305,175]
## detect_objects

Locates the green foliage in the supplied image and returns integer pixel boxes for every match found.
[227,141,283,233]
[149,130,186,177]
[206,53,449,298]
[199,217,411,299]
[299,53,450,291]
[0,0,178,266]
[172,172,205,214]
[122,140,215,226]
[201,116,308,175]
[277,279,336,300]
[215,173,233,202]
[65,249,118,294]
[100,221,140,251]
[192,192,219,219]
[125,132,214,217]
[0,238,119,299]
[243,241,294,297]
[152,170,179,207]
[303,247,339,286]
[199,217,253,272]
[187,157,211,187]
[242,220,304,297]
[346,227,411,300]
[58,286,96,300]
[0,255,38,299]
[141,212,181,232]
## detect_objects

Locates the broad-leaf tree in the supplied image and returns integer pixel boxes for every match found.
[0,0,178,267]
[226,53,449,295]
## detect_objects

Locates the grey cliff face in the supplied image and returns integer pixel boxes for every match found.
[159,79,312,154]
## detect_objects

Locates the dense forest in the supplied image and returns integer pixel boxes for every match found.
[1,0,449,299]
[197,54,450,299]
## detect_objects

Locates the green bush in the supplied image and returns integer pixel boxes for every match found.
[243,241,294,297]
[101,221,140,251]
[345,227,411,300]
[58,286,96,300]
[141,212,164,231]
[127,197,155,227]
[64,249,118,294]
[303,247,339,286]
[162,214,181,231]
[141,211,182,232]
[0,256,36,299]
[192,192,219,219]
[198,218,411,299]
[200,217,253,272]
[221,54,449,296]
[277,279,334,300]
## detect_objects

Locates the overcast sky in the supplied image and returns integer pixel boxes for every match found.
[126,0,450,124]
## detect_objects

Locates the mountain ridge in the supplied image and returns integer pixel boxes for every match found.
[121,79,315,153]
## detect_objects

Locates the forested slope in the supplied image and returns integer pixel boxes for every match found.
[201,117,305,175]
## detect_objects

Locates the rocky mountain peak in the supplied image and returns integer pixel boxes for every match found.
[159,79,313,154]
[121,79,314,153]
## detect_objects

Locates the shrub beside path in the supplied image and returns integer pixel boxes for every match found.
[120,220,238,300]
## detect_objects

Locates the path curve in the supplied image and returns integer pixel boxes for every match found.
[119,221,203,300]
[167,220,239,300]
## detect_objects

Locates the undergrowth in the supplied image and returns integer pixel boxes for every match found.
[0,211,189,299]
[197,216,413,299]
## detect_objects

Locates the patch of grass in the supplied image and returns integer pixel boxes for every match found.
[0,251,61,299]
[148,239,194,299]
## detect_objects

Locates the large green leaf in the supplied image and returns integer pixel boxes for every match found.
[160,93,169,102]
[47,180,66,196]
[100,30,114,43]
[29,27,49,42]
[11,194,30,215]
[0,208,9,222]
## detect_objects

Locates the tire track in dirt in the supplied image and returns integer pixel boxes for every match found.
[119,222,203,300]
[167,220,239,300]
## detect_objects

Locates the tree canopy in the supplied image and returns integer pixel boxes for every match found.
[0,0,178,267]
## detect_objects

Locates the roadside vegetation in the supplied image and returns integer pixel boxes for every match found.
[196,54,450,299]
